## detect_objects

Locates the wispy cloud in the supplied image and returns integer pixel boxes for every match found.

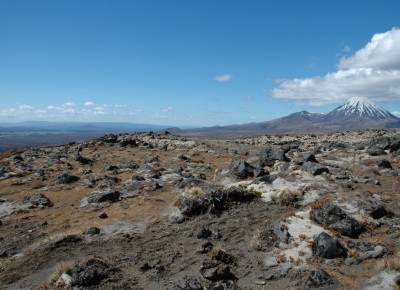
[342,45,351,52]
[242,96,255,102]
[162,106,175,113]
[84,101,95,107]
[214,73,232,82]
[393,111,400,117]
[271,28,400,106]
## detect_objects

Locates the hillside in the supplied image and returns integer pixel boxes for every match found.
[1,129,400,289]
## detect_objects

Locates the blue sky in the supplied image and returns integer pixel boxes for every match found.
[0,0,399,126]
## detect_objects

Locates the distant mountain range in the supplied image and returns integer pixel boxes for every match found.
[169,97,400,137]
[0,121,169,133]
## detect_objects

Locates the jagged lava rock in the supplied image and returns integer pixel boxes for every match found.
[310,203,364,238]
[304,268,339,290]
[312,232,347,259]
[259,147,289,167]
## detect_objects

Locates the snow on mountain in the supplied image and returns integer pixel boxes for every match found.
[327,97,398,120]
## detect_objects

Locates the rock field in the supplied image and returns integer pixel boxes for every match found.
[0,129,400,289]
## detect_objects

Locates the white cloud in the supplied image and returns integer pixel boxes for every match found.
[63,102,76,108]
[84,101,95,107]
[271,28,400,106]
[214,73,232,82]
[115,104,127,108]
[339,28,400,70]
[342,46,351,52]
[393,111,400,117]
[17,104,33,112]
[162,106,175,113]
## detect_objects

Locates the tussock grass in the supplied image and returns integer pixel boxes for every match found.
[270,188,303,206]
[48,261,74,285]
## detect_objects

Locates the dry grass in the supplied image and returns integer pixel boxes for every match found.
[380,251,400,272]
[48,261,74,285]
[270,188,303,207]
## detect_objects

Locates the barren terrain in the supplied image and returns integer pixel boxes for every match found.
[0,130,400,289]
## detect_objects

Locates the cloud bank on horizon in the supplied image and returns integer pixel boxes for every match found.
[271,28,400,106]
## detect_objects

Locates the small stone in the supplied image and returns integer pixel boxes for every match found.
[99,213,108,219]
[377,159,392,169]
[0,250,8,258]
[86,227,101,235]
[197,228,212,239]
[177,276,203,290]
[197,242,213,254]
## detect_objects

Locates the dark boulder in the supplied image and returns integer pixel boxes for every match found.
[119,138,137,147]
[86,227,101,235]
[200,264,237,282]
[102,134,118,143]
[209,280,240,290]
[369,136,390,150]
[25,194,52,207]
[259,147,290,167]
[312,232,347,259]
[86,191,121,204]
[197,228,212,239]
[76,154,93,165]
[368,146,387,156]
[71,257,110,287]
[304,268,339,290]
[389,140,400,153]
[310,203,364,238]
[377,159,392,169]
[300,153,317,165]
[231,160,255,179]
[252,174,278,184]
[254,167,268,178]
[365,204,388,219]
[58,173,80,184]
[302,162,329,176]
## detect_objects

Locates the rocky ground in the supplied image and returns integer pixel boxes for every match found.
[0,129,400,289]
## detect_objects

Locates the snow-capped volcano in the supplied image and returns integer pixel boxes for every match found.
[326,97,398,120]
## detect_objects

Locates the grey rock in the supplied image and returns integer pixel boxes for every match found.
[254,167,268,178]
[365,204,388,219]
[26,194,52,207]
[86,227,101,235]
[377,159,392,169]
[389,140,400,153]
[200,264,237,281]
[197,228,212,239]
[344,240,388,265]
[71,258,110,287]
[304,268,339,290]
[300,153,317,164]
[86,191,121,204]
[76,154,93,165]
[252,174,278,184]
[231,160,255,179]
[58,173,80,184]
[368,146,387,156]
[312,232,347,259]
[0,250,8,258]
[209,280,240,290]
[176,276,203,290]
[302,162,329,176]
[259,147,290,167]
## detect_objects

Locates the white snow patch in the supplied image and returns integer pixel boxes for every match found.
[364,270,400,290]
